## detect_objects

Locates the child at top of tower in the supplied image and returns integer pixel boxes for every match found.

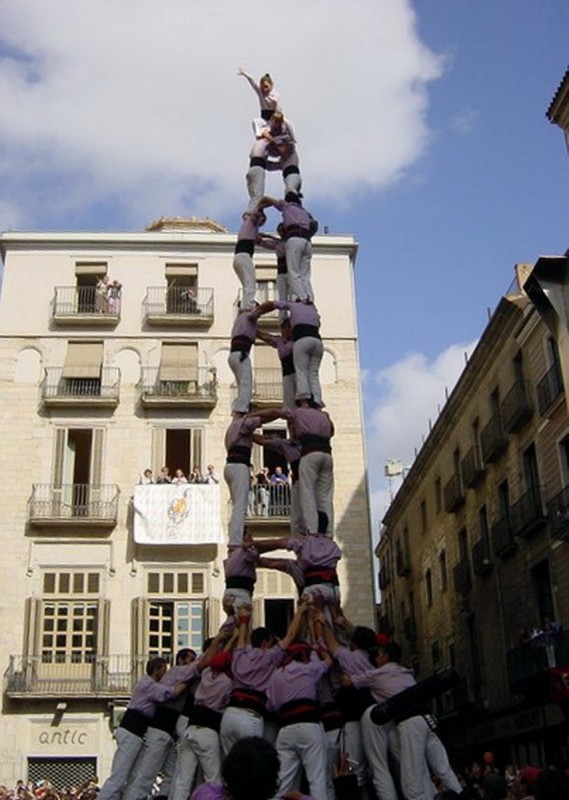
[237,68,283,122]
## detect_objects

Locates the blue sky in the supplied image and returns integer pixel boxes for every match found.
[0,0,567,532]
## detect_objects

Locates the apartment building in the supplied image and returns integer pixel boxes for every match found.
[0,216,374,784]
[377,261,569,767]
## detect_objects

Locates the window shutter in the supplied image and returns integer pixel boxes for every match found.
[190,428,203,470]
[53,429,67,488]
[62,342,103,379]
[131,597,147,662]
[159,343,198,382]
[152,428,165,475]
[23,597,41,658]
[90,428,104,488]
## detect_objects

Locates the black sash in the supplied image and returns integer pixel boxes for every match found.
[190,704,222,732]
[230,336,253,354]
[292,324,320,341]
[226,446,252,465]
[235,239,255,256]
[120,708,150,738]
[225,575,255,593]
[152,705,180,735]
[298,434,331,455]
[278,698,319,727]
[281,353,295,376]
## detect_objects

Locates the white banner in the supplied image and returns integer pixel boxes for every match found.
[134,484,224,545]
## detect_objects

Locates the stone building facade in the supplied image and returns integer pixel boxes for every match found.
[377,262,569,767]
[0,218,374,784]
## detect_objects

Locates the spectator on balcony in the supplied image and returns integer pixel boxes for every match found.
[138,468,154,485]
[107,279,122,314]
[97,658,188,800]
[204,465,220,485]
[95,275,109,312]
[156,466,172,484]
[270,465,288,485]
[172,469,189,485]
[182,286,200,314]
[254,467,271,517]
[189,466,205,484]
[253,433,303,534]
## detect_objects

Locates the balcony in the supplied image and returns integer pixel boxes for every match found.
[501,380,533,433]
[491,514,518,559]
[143,286,214,327]
[4,654,145,700]
[547,485,569,541]
[250,369,284,407]
[507,630,569,695]
[138,367,217,409]
[480,415,508,464]
[396,549,411,576]
[443,473,466,513]
[510,487,546,539]
[453,558,472,595]
[28,484,120,528]
[537,362,564,415]
[461,445,485,488]
[52,286,120,326]
[243,483,291,532]
[41,367,120,408]
[471,537,493,576]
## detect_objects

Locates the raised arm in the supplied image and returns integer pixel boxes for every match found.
[279,602,310,648]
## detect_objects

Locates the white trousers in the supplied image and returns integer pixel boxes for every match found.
[122,727,172,800]
[224,462,250,546]
[360,707,400,800]
[299,452,334,534]
[228,351,252,413]
[233,252,256,309]
[276,721,329,800]
[285,238,313,302]
[98,727,144,800]
[293,337,323,406]
[398,715,462,800]
[169,725,221,800]
[220,706,264,756]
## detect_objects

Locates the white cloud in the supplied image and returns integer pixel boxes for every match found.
[365,340,478,535]
[0,0,444,229]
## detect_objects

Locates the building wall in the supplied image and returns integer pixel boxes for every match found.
[377,274,569,763]
[0,224,374,781]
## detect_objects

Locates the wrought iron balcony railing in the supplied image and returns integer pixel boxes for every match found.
[491,514,518,559]
[4,654,146,698]
[461,445,485,489]
[246,482,291,520]
[139,367,217,407]
[143,286,214,326]
[510,486,546,539]
[537,362,564,415]
[52,286,121,324]
[507,629,569,695]
[480,415,508,464]
[547,484,569,541]
[28,483,120,527]
[41,367,120,406]
[443,473,465,513]
[501,379,533,433]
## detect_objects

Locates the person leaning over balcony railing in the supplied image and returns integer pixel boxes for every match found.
[253,433,303,534]
[97,657,190,800]
[138,468,154,485]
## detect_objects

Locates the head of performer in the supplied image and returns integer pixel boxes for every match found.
[251,627,277,650]
[269,111,285,133]
[284,641,311,665]
[376,640,402,667]
[260,73,273,96]
[175,648,197,666]
[146,656,168,681]
[222,736,280,800]
[350,626,378,665]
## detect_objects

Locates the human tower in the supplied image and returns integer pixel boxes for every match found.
[98,71,358,800]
